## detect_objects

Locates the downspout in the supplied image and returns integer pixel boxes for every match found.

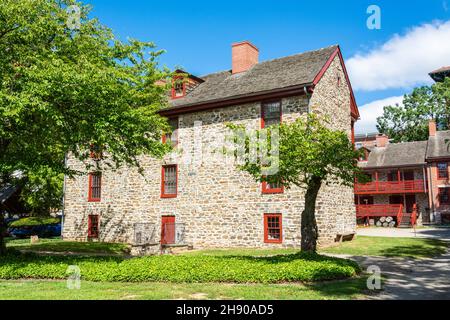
[304,86,312,113]
[427,164,436,223]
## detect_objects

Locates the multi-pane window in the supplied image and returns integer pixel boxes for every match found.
[262,180,284,194]
[88,173,102,202]
[438,163,449,179]
[89,144,103,160]
[264,214,282,243]
[439,188,450,205]
[161,165,177,198]
[261,101,281,128]
[172,77,185,99]
[163,118,179,147]
[88,215,99,239]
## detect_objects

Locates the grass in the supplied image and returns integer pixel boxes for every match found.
[6,238,130,255]
[0,278,369,300]
[8,217,60,227]
[321,236,449,259]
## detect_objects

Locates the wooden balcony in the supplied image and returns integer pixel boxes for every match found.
[354,180,426,195]
[356,204,403,218]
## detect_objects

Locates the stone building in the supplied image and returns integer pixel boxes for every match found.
[62,41,360,249]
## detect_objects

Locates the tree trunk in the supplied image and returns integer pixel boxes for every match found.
[0,213,6,255]
[301,176,322,253]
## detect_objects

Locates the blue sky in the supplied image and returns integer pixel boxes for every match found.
[85,0,450,133]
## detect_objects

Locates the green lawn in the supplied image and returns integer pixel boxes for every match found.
[321,236,449,259]
[6,238,130,255]
[0,278,369,300]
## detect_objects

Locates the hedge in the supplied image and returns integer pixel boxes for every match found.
[0,250,360,283]
[9,217,60,228]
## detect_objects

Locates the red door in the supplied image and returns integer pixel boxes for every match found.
[161,216,175,244]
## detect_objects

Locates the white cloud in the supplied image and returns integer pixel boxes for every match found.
[348,20,450,91]
[355,96,404,134]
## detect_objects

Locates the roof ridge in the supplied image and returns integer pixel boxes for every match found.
[198,45,339,80]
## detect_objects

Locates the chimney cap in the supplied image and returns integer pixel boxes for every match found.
[232,41,259,51]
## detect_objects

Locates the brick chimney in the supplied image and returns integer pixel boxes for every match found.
[429,119,437,137]
[376,134,389,148]
[232,41,259,74]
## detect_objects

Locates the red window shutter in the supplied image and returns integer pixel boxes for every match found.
[264,214,282,244]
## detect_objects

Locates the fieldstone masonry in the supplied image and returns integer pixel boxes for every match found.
[63,55,356,249]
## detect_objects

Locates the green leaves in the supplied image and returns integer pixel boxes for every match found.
[377,79,450,142]
[0,250,360,283]
[227,114,362,190]
[0,0,173,217]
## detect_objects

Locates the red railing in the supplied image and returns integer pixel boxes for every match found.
[355,180,425,194]
[356,204,403,220]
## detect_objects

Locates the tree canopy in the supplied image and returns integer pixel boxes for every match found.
[376,78,450,142]
[0,0,172,253]
[227,114,364,252]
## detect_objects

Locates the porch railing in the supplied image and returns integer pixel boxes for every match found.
[355,180,425,194]
[356,204,404,220]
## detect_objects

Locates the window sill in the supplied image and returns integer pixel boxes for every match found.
[88,199,101,203]
[161,194,177,199]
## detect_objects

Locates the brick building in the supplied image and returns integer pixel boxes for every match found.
[356,120,450,226]
[62,42,360,249]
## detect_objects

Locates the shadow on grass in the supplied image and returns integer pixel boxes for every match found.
[378,239,449,259]
[304,276,369,299]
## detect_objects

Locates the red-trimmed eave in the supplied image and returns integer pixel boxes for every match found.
[312,46,360,121]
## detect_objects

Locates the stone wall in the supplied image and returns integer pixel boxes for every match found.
[63,55,356,248]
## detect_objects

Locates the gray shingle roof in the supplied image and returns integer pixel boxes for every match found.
[364,141,428,168]
[166,45,338,110]
[0,184,19,204]
[427,130,450,159]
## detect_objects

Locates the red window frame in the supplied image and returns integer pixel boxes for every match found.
[162,117,179,147]
[261,101,283,194]
[161,165,178,198]
[261,100,282,129]
[262,180,284,194]
[437,162,449,180]
[171,76,186,99]
[88,172,102,202]
[439,188,450,205]
[264,213,282,244]
[88,215,99,239]
[89,144,103,160]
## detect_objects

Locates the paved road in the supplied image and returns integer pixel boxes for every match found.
[357,226,450,241]
[332,227,450,300]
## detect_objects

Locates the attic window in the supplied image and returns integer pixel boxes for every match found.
[172,77,185,99]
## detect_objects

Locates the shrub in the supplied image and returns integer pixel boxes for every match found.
[9,217,60,228]
[0,251,360,283]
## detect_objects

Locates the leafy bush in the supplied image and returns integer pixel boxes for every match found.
[0,250,360,283]
[9,217,60,228]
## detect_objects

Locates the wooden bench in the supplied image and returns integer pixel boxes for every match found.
[335,232,356,243]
